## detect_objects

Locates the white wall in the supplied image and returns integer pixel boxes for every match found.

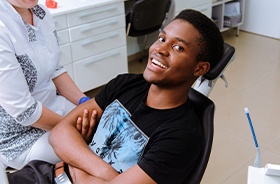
[240,0,280,39]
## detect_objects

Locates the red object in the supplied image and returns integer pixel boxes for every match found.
[45,0,57,9]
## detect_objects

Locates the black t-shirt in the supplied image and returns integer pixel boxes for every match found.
[95,74,203,183]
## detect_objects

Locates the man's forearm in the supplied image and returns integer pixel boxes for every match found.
[69,164,156,184]
[69,165,119,183]
[51,123,117,179]
[49,100,117,179]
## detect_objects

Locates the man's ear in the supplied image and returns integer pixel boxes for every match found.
[193,61,210,77]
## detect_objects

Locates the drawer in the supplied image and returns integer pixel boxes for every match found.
[53,15,68,31]
[69,15,125,42]
[192,3,212,18]
[59,44,72,65]
[57,29,69,45]
[174,0,211,14]
[64,63,74,80]
[67,2,124,27]
[73,46,128,92]
[71,28,126,61]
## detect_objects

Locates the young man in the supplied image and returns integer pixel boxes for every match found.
[8,9,224,184]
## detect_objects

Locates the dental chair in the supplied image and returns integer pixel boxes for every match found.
[125,0,171,61]
[185,42,235,184]
[193,42,236,97]
[126,0,171,36]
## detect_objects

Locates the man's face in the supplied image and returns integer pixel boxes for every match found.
[143,19,204,88]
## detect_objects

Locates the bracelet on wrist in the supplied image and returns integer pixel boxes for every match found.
[78,96,90,105]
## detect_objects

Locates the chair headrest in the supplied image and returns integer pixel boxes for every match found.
[126,0,171,37]
[204,42,235,80]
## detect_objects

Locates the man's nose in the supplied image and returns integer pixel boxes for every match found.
[154,43,169,56]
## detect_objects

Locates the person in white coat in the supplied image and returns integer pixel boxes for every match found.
[0,0,90,169]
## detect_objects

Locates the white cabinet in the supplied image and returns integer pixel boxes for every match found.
[49,0,128,92]
[174,0,212,18]
[212,0,246,35]
[73,47,127,91]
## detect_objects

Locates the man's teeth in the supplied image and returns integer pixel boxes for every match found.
[152,59,167,69]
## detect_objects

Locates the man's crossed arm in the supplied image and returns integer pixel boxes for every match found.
[49,98,156,184]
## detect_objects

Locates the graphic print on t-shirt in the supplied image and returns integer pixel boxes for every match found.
[89,100,149,173]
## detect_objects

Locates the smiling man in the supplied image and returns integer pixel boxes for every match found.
[8,9,224,184]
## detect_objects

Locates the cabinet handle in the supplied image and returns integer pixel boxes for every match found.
[78,7,117,19]
[81,33,119,47]
[80,20,118,34]
[83,52,120,66]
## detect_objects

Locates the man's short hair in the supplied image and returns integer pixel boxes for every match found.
[174,9,224,69]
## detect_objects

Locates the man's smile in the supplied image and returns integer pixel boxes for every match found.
[151,58,167,69]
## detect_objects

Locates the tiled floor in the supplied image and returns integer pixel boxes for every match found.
[86,30,280,183]
[200,30,280,184]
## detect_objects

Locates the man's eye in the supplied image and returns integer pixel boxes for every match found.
[158,36,165,42]
[173,45,184,51]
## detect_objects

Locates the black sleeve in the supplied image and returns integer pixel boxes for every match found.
[138,129,204,184]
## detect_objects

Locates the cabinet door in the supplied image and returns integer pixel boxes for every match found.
[192,3,212,18]
[69,15,125,42]
[70,28,126,61]
[73,46,128,92]
[67,2,124,27]
[174,0,211,14]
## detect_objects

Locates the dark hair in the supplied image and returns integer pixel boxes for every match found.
[174,9,224,68]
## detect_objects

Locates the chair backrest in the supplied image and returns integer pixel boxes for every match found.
[185,88,215,184]
[204,42,235,80]
[193,42,235,97]
[126,0,171,37]
[185,43,235,183]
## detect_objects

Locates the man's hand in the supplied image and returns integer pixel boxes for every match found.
[76,109,97,143]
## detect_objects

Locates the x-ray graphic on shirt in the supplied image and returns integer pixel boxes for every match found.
[89,100,148,173]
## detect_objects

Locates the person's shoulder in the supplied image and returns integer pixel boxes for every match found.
[116,73,143,80]
[114,73,144,84]
[103,73,143,91]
